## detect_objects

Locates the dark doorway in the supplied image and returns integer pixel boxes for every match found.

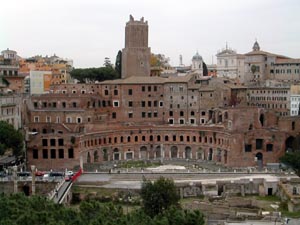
[268,188,273,196]
[285,136,295,152]
[259,114,264,127]
[218,185,224,196]
[23,184,30,196]
[208,148,213,161]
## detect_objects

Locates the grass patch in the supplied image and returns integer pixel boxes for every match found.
[256,195,281,202]
[281,210,300,218]
[72,186,117,195]
[180,196,205,204]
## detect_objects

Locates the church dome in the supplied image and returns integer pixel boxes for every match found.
[192,52,202,61]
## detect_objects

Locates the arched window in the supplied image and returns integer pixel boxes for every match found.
[157,135,161,142]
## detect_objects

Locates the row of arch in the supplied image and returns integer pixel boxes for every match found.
[83,145,229,164]
[80,133,230,150]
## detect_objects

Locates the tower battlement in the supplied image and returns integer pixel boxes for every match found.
[122,15,151,78]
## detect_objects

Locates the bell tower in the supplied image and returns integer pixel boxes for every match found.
[122,15,151,78]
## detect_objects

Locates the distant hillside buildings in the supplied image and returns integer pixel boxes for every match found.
[0,50,73,94]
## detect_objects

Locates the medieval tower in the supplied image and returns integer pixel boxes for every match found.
[121,15,151,78]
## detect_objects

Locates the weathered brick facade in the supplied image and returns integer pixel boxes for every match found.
[24,16,300,171]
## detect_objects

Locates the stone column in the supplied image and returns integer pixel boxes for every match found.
[241,184,245,197]
[160,144,164,164]
[31,165,36,195]
[179,187,184,199]
[13,165,18,193]
[80,155,84,172]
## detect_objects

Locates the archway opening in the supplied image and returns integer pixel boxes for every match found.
[185,147,191,159]
[113,148,120,161]
[208,148,213,161]
[285,136,295,152]
[87,152,91,163]
[102,149,108,161]
[94,150,99,162]
[155,146,161,159]
[197,148,203,160]
[171,146,178,158]
[140,146,147,159]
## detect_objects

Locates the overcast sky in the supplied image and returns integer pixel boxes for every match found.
[1,0,300,68]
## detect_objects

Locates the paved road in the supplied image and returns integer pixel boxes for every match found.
[285,218,300,225]
[53,181,72,203]
[76,172,297,189]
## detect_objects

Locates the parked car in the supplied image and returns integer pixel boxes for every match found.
[42,173,49,181]
[65,175,72,182]
[35,171,45,176]
[65,170,74,176]
[17,171,31,177]
[17,171,32,180]
[49,172,64,177]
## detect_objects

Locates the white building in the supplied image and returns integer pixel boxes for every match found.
[216,44,244,81]
[30,70,52,94]
[0,95,22,130]
[290,85,300,116]
[191,52,203,77]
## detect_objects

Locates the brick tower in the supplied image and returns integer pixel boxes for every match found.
[121,15,151,78]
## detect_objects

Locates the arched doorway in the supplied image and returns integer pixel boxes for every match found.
[171,146,178,158]
[87,152,91,163]
[217,112,222,123]
[256,152,263,169]
[285,136,295,152]
[113,148,120,161]
[208,148,213,161]
[102,149,108,161]
[197,148,203,160]
[217,149,221,162]
[94,150,99,162]
[224,150,228,164]
[185,147,192,159]
[155,146,161,159]
[140,146,147,159]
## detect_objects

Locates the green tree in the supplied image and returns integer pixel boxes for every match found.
[159,206,204,225]
[280,152,300,176]
[70,67,119,83]
[140,177,180,217]
[104,57,112,67]
[115,50,122,77]
[0,193,204,225]
[251,64,257,74]
[0,121,23,156]
[0,76,10,86]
